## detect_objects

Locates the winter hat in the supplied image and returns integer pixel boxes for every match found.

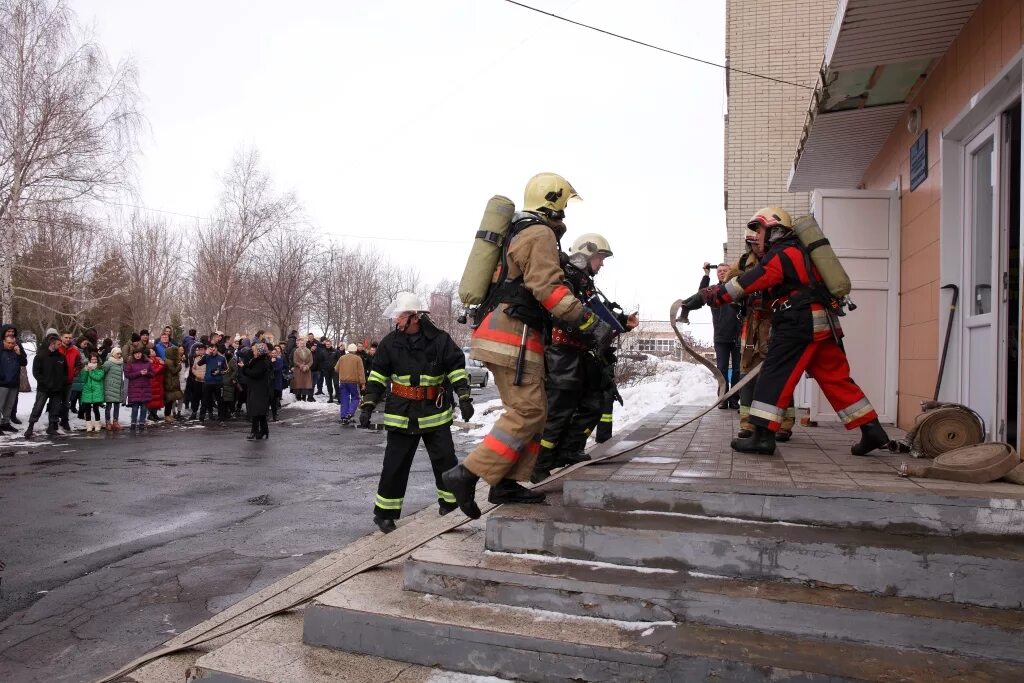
[347,343,357,353]
[253,342,268,356]
[44,327,58,339]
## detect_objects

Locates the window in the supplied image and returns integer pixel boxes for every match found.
[637,338,677,353]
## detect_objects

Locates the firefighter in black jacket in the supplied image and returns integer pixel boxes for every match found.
[359,292,474,534]
[532,233,637,482]
[686,207,889,457]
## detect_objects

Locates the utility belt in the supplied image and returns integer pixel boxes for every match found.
[772,287,845,317]
[390,384,442,401]
[551,327,589,351]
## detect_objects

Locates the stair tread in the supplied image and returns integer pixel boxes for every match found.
[193,610,438,683]
[311,564,1021,682]
[409,543,1024,631]
[494,495,1024,561]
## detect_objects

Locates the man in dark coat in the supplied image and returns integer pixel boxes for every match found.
[700,261,742,409]
[0,324,27,432]
[26,332,68,437]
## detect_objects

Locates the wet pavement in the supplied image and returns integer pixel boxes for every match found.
[0,384,495,683]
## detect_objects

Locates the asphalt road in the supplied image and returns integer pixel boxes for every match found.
[0,382,497,683]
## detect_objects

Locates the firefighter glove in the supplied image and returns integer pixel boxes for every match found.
[459,398,475,422]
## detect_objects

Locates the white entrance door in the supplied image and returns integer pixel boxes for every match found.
[807,189,900,424]
[961,120,1002,440]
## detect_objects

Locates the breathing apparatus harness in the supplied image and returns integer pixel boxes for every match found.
[472,211,555,332]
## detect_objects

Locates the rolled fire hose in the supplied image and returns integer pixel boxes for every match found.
[891,402,985,459]
[900,442,1020,484]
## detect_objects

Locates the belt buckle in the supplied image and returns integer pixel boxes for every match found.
[774,299,791,312]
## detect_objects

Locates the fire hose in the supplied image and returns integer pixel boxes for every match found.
[97,301,760,683]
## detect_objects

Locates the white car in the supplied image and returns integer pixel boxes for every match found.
[465,356,489,388]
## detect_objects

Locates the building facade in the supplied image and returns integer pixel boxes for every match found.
[787,0,1021,447]
[724,0,836,258]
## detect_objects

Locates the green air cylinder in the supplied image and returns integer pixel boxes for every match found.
[458,195,516,306]
[792,215,851,298]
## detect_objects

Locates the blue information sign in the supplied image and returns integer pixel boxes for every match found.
[910,131,928,191]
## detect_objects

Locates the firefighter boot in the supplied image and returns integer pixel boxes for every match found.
[373,516,397,534]
[488,479,546,505]
[530,447,557,484]
[730,425,776,455]
[442,464,481,520]
[851,419,890,456]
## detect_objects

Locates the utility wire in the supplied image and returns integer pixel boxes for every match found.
[503,0,814,90]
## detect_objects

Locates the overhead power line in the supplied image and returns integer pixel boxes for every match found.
[502,0,814,90]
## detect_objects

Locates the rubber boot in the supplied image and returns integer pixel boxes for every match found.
[438,501,458,516]
[488,479,546,505]
[736,429,753,439]
[554,450,591,467]
[730,425,776,455]
[776,429,792,442]
[851,419,890,456]
[24,422,34,438]
[441,464,481,519]
[373,516,397,534]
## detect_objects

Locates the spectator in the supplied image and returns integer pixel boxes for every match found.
[26,331,68,438]
[239,342,272,440]
[78,353,105,432]
[98,338,114,364]
[182,328,197,358]
[320,339,339,402]
[161,325,177,346]
[700,262,742,409]
[59,332,83,432]
[221,351,240,420]
[142,348,164,422]
[197,344,227,422]
[0,324,27,433]
[291,341,314,402]
[155,332,172,360]
[335,343,365,425]
[124,346,152,431]
[102,348,126,431]
[270,346,285,421]
[163,346,184,422]
[310,341,323,395]
[188,343,207,419]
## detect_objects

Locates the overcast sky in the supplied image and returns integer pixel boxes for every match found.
[71,0,726,338]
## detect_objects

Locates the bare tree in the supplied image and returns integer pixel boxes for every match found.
[0,0,141,320]
[193,147,300,331]
[118,213,182,331]
[426,278,470,347]
[243,228,313,339]
[12,206,115,337]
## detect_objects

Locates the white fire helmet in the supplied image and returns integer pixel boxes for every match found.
[382,291,429,319]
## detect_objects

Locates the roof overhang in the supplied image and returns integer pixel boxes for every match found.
[788,0,981,192]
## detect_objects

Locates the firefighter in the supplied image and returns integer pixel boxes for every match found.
[687,207,890,457]
[359,292,474,534]
[531,233,637,482]
[730,227,796,441]
[442,173,616,519]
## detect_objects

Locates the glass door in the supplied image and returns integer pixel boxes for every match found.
[962,119,1001,439]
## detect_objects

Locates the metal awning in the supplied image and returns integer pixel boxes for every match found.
[788,0,980,192]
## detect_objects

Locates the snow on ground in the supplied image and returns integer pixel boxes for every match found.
[465,357,717,444]
[427,673,512,683]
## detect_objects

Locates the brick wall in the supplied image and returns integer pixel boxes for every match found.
[724,0,836,259]
[860,0,1023,428]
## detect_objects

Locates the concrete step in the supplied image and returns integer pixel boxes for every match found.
[302,562,1020,683]
[561,479,1024,537]
[484,499,1024,609]
[404,542,1024,663]
[189,609,442,683]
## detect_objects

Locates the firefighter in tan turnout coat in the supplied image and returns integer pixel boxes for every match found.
[443,173,615,519]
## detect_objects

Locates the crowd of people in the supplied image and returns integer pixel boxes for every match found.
[0,323,378,440]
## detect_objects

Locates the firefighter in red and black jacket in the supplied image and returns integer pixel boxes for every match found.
[684,207,890,457]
